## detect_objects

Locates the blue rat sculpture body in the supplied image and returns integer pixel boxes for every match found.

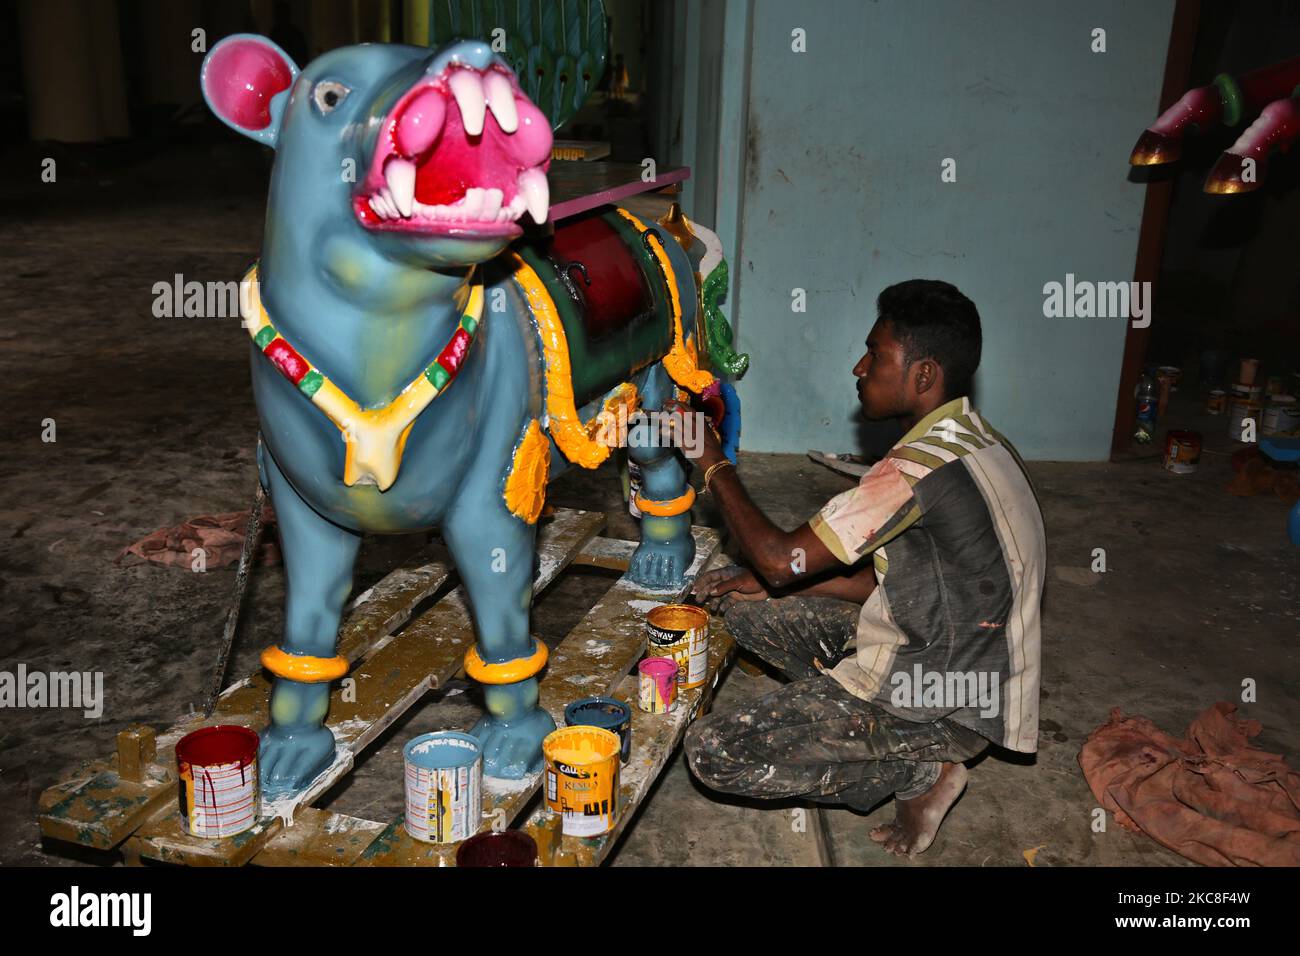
[201,35,717,795]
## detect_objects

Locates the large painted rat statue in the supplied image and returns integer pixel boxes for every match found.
[200,34,738,795]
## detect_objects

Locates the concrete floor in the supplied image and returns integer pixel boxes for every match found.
[2,139,1297,867]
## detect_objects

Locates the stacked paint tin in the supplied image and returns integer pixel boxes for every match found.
[403,731,483,844]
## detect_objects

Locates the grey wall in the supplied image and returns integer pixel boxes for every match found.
[685,0,1175,460]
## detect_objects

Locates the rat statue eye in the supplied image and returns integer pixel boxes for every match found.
[312,81,351,114]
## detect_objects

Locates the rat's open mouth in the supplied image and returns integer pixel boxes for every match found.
[355,62,552,239]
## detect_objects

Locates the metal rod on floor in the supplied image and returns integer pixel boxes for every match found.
[202,477,267,717]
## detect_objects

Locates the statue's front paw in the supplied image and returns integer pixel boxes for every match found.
[258,724,335,798]
[472,709,554,780]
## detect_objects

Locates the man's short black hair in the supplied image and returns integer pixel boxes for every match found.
[877,279,982,399]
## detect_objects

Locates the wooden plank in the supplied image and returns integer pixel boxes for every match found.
[129,509,605,866]
[570,536,635,572]
[35,548,456,851]
[38,760,176,851]
[521,614,738,866]
[253,808,386,867]
[355,527,723,866]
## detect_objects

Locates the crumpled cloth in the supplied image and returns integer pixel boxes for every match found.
[1078,702,1300,866]
[116,505,280,569]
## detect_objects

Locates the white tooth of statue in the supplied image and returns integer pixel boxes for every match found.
[448,70,487,136]
[386,159,417,217]
[368,196,387,219]
[483,72,518,133]
[480,187,503,220]
[518,168,549,224]
[457,187,484,221]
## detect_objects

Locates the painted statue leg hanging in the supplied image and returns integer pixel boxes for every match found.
[627,363,696,589]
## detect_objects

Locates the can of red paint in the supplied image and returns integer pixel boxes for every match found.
[403,731,482,844]
[455,830,538,867]
[175,725,260,839]
[646,603,711,690]
[1163,430,1202,475]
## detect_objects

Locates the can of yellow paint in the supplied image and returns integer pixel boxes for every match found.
[542,726,620,837]
[646,603,711,689]
[175,725,260,839]
[403,731,482,844]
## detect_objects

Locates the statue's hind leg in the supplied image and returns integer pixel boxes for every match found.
[627,363,696,589]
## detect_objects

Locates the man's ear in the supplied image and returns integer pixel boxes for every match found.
[201,34,299,148]
[912,358,943,397]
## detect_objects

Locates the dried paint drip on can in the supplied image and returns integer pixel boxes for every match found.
[1228,399,1261,442]
[175,725,260,839]
[1163,430,1202,475]
[638,656,677,713]
[403,731,482,844]
[1263,395,1299,435]
[646,603,710,689]
[542,726,620,837]
[564,696,632,763]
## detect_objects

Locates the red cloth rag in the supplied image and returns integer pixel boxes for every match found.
[1078,702,1300,866]
[116,505,280,569]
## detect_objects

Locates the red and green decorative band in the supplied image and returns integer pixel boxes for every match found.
[253,325,324,398]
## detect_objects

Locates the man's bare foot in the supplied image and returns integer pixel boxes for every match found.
[869,762,969,858]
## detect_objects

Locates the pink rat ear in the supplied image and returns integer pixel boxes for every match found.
[201,34,299,147]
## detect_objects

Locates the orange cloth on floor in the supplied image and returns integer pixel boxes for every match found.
[1078,702,1300,867]
[116,505,279,569]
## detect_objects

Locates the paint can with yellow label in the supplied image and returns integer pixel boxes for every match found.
[403,731,482,844]
[542,726,620,837]
[646,603,710,689]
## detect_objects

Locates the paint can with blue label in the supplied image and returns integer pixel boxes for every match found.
[564,696,632,763]
[403,731,482,844]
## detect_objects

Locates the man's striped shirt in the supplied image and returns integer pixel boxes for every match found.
[809,396,1046,753]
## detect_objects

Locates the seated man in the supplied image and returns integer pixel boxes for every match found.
[677,279,1045,857]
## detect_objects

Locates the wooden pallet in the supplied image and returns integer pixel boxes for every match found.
[37,508,733,867]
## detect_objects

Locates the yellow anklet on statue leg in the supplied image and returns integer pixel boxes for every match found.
[464,640,550,685]
[260,646,349,683]
[634,486,697,517]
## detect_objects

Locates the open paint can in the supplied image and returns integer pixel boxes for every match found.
[565,696,632,763]
[455,830,538,867]
[542,726,620,837]
[646,603,710,689]
[1163,430,1202,474]
[638,657,678,713]
[175,725,260,839]
[403,731,482,844]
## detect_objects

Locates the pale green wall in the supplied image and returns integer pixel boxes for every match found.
[683,0,1175,460]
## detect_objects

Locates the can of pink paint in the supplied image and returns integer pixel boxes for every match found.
[638,657,678,713]
[175,725,260,839]
[403,731,482,844]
